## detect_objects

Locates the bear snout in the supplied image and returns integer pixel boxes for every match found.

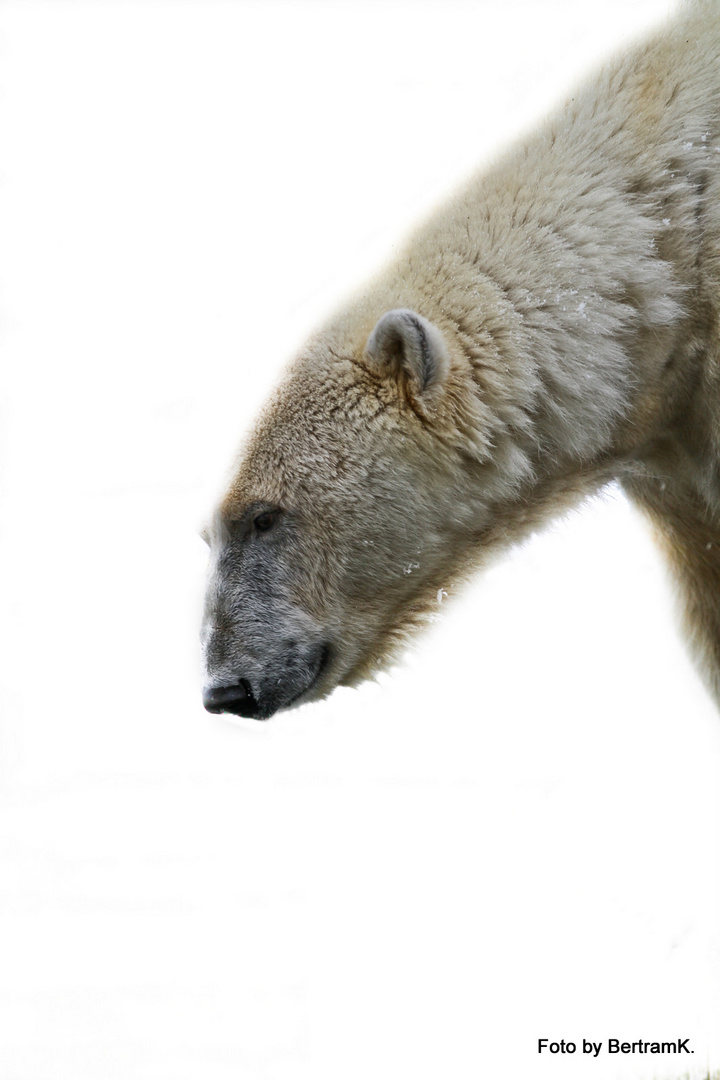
[202,641,331,720]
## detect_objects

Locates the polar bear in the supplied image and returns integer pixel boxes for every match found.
[201,1,720,720]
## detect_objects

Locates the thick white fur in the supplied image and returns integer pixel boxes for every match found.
[208,1,720,711]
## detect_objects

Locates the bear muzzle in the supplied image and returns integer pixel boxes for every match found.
[202,642,331,720]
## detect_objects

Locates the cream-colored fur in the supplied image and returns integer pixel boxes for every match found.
[202,1,720,719]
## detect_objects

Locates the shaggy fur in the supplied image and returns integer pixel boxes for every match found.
[202,1,720,718]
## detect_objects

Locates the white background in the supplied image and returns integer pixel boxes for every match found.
[1,1,719,1078]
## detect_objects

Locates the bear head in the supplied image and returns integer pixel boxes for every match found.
[201,306,498,719]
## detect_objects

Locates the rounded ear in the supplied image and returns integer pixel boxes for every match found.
[364,309,449,398]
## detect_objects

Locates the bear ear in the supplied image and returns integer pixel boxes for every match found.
[363,309,449,400]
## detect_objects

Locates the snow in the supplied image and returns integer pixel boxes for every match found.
[0,1,717,1079]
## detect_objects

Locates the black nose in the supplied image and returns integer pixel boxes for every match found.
[203,681,259,718]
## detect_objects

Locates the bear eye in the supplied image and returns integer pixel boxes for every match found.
[253,510,278,534]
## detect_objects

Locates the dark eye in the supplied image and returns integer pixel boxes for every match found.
[253,511,278,534]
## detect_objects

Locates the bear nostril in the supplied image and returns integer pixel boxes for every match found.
[203,680,254,716]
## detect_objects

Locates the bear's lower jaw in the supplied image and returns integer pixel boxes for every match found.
[279,642,332,715]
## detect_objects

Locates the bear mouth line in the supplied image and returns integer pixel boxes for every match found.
[280,642,332,716]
